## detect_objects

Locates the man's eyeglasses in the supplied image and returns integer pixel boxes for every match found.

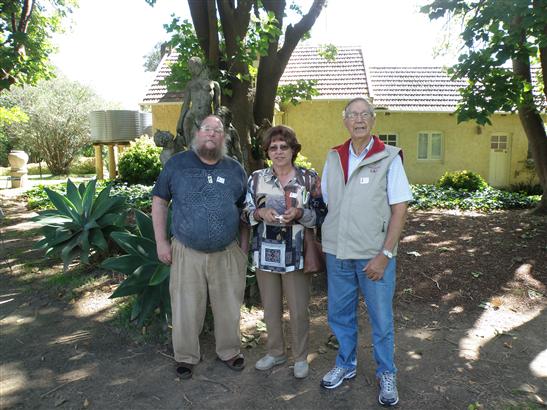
[345,111,373,120]
[199,125,224,135]
[268,144,290,152]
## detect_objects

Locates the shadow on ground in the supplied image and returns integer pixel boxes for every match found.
[1,196,545,409]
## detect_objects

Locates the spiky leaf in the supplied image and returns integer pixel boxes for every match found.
[66,179,83,213]
[81,179,97,218]
[110,231,157,260]
[102,254,147,275]
[149,263,170,286]
[135,210,155,241]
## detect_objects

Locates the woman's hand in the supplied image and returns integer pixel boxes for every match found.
[282,207,303,224]
[257,207,281,224]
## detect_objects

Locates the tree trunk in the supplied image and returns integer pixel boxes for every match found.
[512,57,547,214]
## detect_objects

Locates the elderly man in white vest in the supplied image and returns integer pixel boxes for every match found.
[319,97,412,407]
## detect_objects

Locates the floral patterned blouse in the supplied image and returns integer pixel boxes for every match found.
[242,166,327,273]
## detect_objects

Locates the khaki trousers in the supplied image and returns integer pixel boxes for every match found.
[256,269,311,362]
[170,238,247,364]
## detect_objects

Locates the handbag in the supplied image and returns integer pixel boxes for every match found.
[301,169,325,273]
[303,228,325,274]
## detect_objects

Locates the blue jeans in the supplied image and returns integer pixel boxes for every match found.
[326,253,397,377]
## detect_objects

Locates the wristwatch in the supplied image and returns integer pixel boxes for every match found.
[382,249,393,259]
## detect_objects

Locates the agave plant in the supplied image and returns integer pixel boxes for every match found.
[33,179,127,269]
[103,209,171,326]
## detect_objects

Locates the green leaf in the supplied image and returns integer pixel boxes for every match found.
[110,231,158,260]
[91,194,125,222]
[61,238,81,270]
[78,181,86,197]
[81,179,97,218]
[130,295,144,321]
[136,286,162,326]
[110,263,156,298]
[80,230,90,264]
[84,220,100,230]
[102,255,147,275]
[66,179,83,213]
[135,210,155,241]
[33,214,73,226]
[89,228,108,251]
[149,264,170,286]
[44,188,81,222]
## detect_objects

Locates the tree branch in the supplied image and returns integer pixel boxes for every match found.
[188,0,211,56]
[278,0,326,63]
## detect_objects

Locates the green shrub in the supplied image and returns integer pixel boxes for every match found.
[32,179,128,269]
[410,184,539,211]
[507,183,543,196]
[69,157,96,175]
[437,170,487,191]
[25,180,152,212]
[118,136,162,185]
[27,162,51,175]
[111,182,153,212]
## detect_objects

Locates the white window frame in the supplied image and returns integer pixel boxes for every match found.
[378,133,398,147]
[490,134,508,151]
[417,131,443,160]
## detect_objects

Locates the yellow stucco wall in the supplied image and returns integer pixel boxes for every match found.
[151,100,541,187]
[151,103,181,136]
[280,100,540,186]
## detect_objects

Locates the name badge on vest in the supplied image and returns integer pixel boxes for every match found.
[207,176,213,184]
[216,176,225,184]
[360,177,370,184]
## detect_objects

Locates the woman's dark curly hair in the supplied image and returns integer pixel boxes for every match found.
[262,125,301,163]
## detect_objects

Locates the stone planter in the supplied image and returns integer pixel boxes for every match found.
[8,150,29,188]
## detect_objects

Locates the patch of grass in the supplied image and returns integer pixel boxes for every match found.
[43,269,112,301]
[45,271,94,289]
[2,226,41,241]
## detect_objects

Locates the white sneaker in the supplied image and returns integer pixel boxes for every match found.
[293,361,309,378]
[320,366,356,389]
[378,371,399,406]
[255,354,287,371]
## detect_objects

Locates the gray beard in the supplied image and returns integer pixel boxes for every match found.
[192,139,227,162]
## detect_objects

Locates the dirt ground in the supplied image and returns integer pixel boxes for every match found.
[1,191,546,410]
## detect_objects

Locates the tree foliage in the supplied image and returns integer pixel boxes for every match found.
[1,75,106,174]
[142,41,167,72]
[0,105,28,165]
[0,0,76,91]
[422,0,547,214]
[147,0,327,170]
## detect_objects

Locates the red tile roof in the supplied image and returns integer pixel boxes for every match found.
[142,53,183,104]
[368,66,466,112]
[142,46,545,113]
[278,46,370,99]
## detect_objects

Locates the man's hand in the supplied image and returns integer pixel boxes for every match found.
[157,239,172,265]
[363,253,389,281]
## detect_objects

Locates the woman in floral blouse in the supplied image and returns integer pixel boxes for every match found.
[243,125,326,379]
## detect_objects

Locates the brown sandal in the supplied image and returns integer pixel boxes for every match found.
[218,353,245,371]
